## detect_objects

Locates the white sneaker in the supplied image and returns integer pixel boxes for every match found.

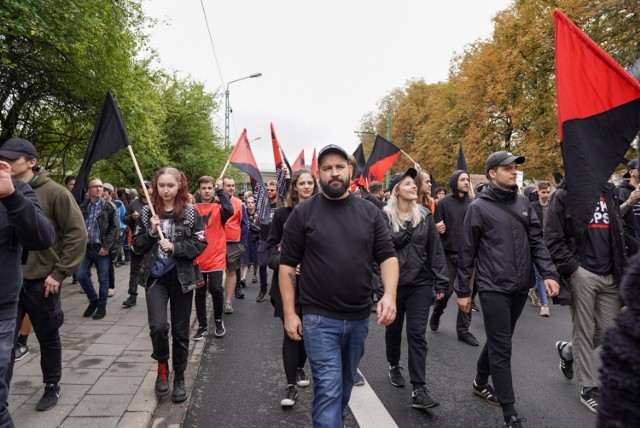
[528,289,541,307]
[224,301,233,314]
[540,304,550,317]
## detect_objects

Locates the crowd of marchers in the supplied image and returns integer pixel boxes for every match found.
[0,136,639,428]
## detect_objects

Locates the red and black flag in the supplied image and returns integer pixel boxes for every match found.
[456,141,468,172]
[555,10,640,235]
[72,91,130,202]
[352,143,366,180]
[270,123,292,202]
[229,129,270,224]
[357,135,401,187]
[311,148,318,176]
[291,149,305,172]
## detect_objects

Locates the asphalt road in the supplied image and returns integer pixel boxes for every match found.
[184,276,598,428]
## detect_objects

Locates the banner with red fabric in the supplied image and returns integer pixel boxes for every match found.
[311,148,318,176]
[357,135,401,187]
[555,9,640,235]
[270,123,292,202]
[292,149,305,172]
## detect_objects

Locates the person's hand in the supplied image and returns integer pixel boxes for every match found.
[158,239,174,253]
[628,189,640,205]
[435,221,446,234]
[132,211,140,220]
[99,248,108,256]
[282,165,290,178]
[215,179,223,190]
[457,296,471,313]
[376,294,397,326]
[545,279,560,298]
[150,214,160,234]
[0,161,15,198]
[295,264,301,276]
[44,276,60,297]
[436,292,445,300]
[284,313,303,341]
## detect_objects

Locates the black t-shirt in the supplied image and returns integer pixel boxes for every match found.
[280,193,396,320]
[259,202,278,241]
[585,196,613,275]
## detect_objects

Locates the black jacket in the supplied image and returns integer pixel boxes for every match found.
[617,180,640,241]
[132,204,207,293]
[384,207,449,293]
[545,180,626,280]
[80,198,120,253]
[434,170,471,254]
[456,182,558,297]
[123,198,149,230]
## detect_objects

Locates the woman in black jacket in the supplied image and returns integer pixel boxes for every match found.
[383,167,449,411]
[132,167,206,404]
[267,169,318,407]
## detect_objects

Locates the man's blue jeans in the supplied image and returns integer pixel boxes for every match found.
[533,265,549,305]
[303,314,369,428]
[78,246,111,308]
[0,317,17,427]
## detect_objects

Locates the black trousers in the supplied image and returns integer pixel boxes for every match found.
[194,271,224,328]
[475,291,527,417]
[146,270,193,373]
[127,252,143,296]
[7,279,64,386]
[385,286,432,388]
[432,254,471,336]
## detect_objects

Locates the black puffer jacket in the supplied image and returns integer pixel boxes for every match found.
[384,207,449,294]
[456,182,558,297]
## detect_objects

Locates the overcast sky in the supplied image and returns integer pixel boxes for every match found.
[142,0,513,168]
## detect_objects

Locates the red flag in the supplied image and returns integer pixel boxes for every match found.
[292,149,305,172]
[270,123,291,202]
[357,135,401,187]
[311,148,318,176]
[555,10,640,235]
[228,129,270,224]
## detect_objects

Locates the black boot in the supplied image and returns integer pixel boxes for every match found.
[172,371,187,403]
[155,362,170,396]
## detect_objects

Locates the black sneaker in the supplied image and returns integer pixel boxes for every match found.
[280,385,298,407]
[92,307,106,320]
[256,290,267,302]
[172,372,187,403]
[214,320,226,337]
[389,365,405,387]
[234,287,245,299]
[83,301,98,318]
[193,326,207,341]
[555,341,574,381]
[471,300,480,312]
[458,332,479,347]
[240,279,247,288]
[472,380,500,405]
[411,386,439,409]
[14,344,29,362]
[296,368,310,387]
[429,313,441,331]
[505,415,526,427]
[122,296,137,308]
[580,387,598,414]
[155,362,170,396]
[36,383,61,411]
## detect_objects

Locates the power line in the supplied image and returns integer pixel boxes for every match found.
[199,0,225,88]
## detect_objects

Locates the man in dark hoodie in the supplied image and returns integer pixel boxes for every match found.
[0,138,55,427]
[456,151,560,428]
[430,170,478,346]
[1,138,86,412]
[617,158,640,252]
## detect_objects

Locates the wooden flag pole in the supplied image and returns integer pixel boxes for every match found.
[127,145,165,240]
[400,149,419,167]
[219,159,231,180]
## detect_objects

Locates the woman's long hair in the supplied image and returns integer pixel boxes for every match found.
[152,167,190,220]
[286,169,319,208]
[383,180,424,233]
[416,169,435,213]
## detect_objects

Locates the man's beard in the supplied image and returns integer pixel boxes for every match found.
[320,177,348,198]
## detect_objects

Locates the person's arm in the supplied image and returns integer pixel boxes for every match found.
[455,203,481,312]
[172,209,207,259]
[267,208,286,271]
[279,208,304,340]
[544,189,579,277]
[216,189,234,224]
[424,214,449,294]
[100,203,120,255]
[49,190,88,283]
[123,201,135,228]
[131,206,156,255]
[371,208,398,325]
[526,201,560,298]
[240,203,248,247]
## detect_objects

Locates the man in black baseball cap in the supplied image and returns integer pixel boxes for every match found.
[0,138,38,160]
[317,144,349,166]
[485,150,525,173]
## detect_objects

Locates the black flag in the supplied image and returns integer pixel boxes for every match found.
[456,141,469,172]
[72,91,131,202]
[353,143,366,180]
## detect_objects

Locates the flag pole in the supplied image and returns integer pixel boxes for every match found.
[400,149,418,166]
[219,159,231,180]
[127,145,165,240]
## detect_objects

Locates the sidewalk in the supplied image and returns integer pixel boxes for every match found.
[9,265,200,428]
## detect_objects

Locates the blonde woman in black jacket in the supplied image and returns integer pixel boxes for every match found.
[383,167,449,411]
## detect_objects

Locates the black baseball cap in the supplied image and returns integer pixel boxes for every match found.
[388,167,418,192]
[0,138,38,160]
[623,158,639,179]
[143,180,152,189]
[486,150,525,172]
[317,144,349,165]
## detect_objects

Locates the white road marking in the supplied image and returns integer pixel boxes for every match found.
[349,372,398,428]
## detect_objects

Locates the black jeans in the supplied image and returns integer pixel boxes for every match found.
[194,271,224,328]
[475,291,527,418]
[432,254,471,337]
[385,286,432,388]
[146,269,193,373]
[127,252,143,297]
[7,279,64,386]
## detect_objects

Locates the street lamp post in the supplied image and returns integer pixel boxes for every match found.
[224,72,262,150]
